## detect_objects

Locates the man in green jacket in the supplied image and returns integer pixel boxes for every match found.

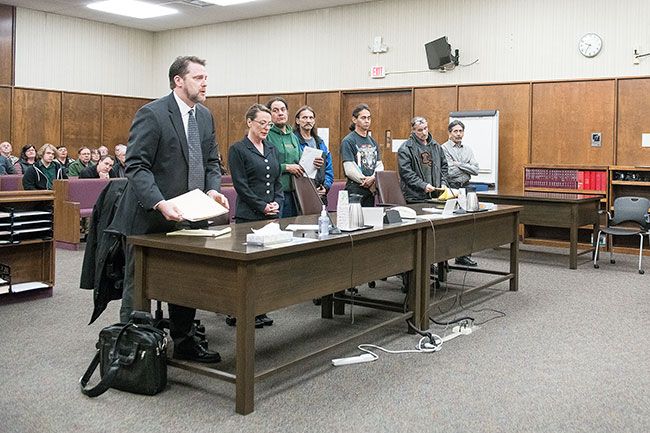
[265,97,303,217]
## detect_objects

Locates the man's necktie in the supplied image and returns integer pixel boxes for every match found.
[187,108,205,191]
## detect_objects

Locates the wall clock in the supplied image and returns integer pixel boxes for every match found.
[579,33,602,58]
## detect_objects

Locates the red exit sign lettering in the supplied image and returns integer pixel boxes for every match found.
[370,66,385,79]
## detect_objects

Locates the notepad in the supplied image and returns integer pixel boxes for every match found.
[166,227,232,237]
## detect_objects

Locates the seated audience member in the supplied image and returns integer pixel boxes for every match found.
[0,155,13,175]
[293,105,333,205]
[79,155,115,179]
[341,104,383,207]
[228,104,283,328]
[22,143,67,190]
[55,145,74,168]
[0,141,18,165]
[13,144,37,175]
[67,147,92,176]
[397,116,449,203]
[110,144,127,178]
[98,145,109,157]
[90,148,101,164]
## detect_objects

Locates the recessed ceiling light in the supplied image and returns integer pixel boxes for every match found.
[201,0,258,6]
[87,0,178,19]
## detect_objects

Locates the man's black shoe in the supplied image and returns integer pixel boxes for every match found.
[173,339,221,363]
[258,314,274,326]
[254,316,264,328]
[455,256,478,267]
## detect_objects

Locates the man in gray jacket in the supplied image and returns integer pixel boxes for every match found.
[397,116,448,202]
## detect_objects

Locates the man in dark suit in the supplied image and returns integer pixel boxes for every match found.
[112,56,228,363]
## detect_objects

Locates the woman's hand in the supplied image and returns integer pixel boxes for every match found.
[264,202,280,216]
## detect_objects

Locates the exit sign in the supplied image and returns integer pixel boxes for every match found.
[370,66,385,79]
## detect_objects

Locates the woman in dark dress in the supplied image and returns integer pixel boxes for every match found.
[228,104,283,223]
[227,104,283,327]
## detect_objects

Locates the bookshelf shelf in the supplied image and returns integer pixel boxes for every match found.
[0,191,55,303]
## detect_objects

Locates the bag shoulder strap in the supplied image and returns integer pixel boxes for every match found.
[79,351,120,398]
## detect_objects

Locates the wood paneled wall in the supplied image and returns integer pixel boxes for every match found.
[62,92,101,150]
[0,5,14,86]
[459,84,530,191]
[3,76,650,193]
[202,96,228,163]
[0,86,10,139]
[616,77,650,166]
[413,87,457,145]
[306,92,341,178]
[12,88,61,147]
[531,80,616,166]
[102,96,149,150]
[0,86,150,157]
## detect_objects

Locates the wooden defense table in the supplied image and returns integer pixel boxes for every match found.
[130,206,520,414]
[130,217,424,415]
[477,191,602,269]
[410,204,520,328]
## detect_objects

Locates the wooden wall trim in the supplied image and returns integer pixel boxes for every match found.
[0,4,15,86]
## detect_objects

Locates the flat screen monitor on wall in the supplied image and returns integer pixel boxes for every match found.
[425,37,456,69]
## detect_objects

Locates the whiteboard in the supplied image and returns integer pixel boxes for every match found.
[449,110,499,187]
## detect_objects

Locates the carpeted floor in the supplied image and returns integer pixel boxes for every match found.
[0,244,648,433]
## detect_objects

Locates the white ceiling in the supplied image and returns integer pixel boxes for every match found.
[4,0,377,32]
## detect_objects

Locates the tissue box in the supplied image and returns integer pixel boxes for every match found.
[246,231,293,246]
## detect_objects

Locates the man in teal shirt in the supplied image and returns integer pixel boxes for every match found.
[265,97,303,217]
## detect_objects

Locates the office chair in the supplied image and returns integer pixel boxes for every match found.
[294,176,325,215]
[593,196,650,274]
[375,170,407,206]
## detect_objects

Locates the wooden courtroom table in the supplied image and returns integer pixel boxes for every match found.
[130,206,520,414]
[477,190,602,269]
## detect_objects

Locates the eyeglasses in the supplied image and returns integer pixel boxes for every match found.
[253,120,273,129]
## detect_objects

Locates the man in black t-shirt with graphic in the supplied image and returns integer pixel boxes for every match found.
[340,104,384,207]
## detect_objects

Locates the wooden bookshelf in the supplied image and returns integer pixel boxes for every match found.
[607,166,650,254]
[0,190,55,303]
[521,165,608,247]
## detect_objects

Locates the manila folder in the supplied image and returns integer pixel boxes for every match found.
[167,189,229,222]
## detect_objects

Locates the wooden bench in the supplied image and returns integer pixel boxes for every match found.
[53,178,110,249]
[0,174,23,191]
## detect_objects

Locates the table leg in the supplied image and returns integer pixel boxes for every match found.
[235,266,255,415]
[569,225,578,270]
[133,244,150,312]
[321,294,333,319]
[510,215,519,292]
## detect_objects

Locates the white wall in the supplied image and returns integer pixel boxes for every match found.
[14,0,650,97]
[153,0,650,96]
[15,8,155,97]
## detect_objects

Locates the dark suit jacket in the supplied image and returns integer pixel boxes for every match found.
[112,92,221,236]
[228,136,283,222]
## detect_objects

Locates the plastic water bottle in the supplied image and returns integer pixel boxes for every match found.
[318,205,330,237]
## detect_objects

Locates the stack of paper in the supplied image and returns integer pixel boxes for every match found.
[167,189,229,222]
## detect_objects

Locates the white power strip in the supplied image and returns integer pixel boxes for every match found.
[440,325,474,343]
[331,353,376,366]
